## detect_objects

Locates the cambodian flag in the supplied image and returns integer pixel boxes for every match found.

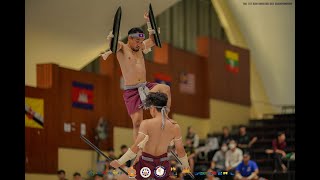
[72,81,94,110]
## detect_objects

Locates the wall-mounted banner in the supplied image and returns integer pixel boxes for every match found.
[25,97,44,129]
[179,72,195,94]
[153,73,172,86]
[72,81,94,110]
[225,50,239,73]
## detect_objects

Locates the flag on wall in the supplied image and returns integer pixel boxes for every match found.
[25,97,44,129]
[153,73,172,86]
[179,72,196,94]
[225,50,239,73]
[72,81,94,110]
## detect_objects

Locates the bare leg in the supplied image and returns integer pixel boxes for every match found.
[130,109,143,141]
[150,84,171,112]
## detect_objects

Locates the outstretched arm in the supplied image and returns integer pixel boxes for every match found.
[173,124,190,169]
[248,136,258,147]
[110,121,148,168]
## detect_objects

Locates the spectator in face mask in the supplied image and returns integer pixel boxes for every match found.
[225,140,243,173]
[211,143,228,171]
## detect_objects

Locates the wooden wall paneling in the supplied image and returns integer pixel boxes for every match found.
[36,63,60,90]
[209,38,251,106]
[94,75,113,149]
[25,86,58,173]
[197,36,210,58]
[57,67,114,150]
[170,47,209,118]
[44,90,59,173]
[58,68,73,147]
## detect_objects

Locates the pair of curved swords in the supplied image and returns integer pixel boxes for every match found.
[110,3,161,53]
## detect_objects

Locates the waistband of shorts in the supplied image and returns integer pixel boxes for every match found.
[141,156,169,162]
[141,152,169,162]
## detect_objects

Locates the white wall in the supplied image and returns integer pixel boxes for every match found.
[25,0,181,87]
[226,0,295,105]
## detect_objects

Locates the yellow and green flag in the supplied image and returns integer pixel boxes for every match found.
[25,97,44,129]
[225,50,239,73]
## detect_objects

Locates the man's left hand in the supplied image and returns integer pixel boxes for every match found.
[110,160,121,168]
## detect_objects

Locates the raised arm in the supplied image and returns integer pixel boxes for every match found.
[101,31,125,60]
[142,12,159,54]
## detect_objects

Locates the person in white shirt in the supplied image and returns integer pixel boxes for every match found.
[225,140,243,173]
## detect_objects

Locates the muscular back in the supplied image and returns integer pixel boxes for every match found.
[116,43,146,86]
[141,118,179,156]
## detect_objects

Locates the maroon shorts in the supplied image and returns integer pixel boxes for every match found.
[123,82,157,115]
[134,152,172,180]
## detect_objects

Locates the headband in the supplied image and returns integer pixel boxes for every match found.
[149,105,168,130]
[129,33,145,38]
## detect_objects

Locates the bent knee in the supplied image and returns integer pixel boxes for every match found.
[160,84,170,93]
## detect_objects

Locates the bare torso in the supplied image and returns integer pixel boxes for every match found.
[142,118,177,156]
[116,43,146,86]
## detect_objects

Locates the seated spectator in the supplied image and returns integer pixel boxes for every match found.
[186,126,200,148]
[72,172,81,180]
[234,152,259,180]
[93,173,104,180]
[225,140,243,173]
[105,147,117,179]
[57,169,68,180]
[107,147,117,160]
[212,143,228,171]
[196,134,220,161]
[185,138,196,172]
[236,125,258,153]
[219,126,233,146]
[272,131,288,172]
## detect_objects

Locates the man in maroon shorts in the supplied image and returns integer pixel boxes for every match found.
[101,12,171,141]
[110,92,190,180]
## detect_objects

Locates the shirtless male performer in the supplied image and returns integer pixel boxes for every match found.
[101,12,171,141]
[110,92,190,179]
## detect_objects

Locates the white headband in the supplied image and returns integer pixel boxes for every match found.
[129,33,145,38]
